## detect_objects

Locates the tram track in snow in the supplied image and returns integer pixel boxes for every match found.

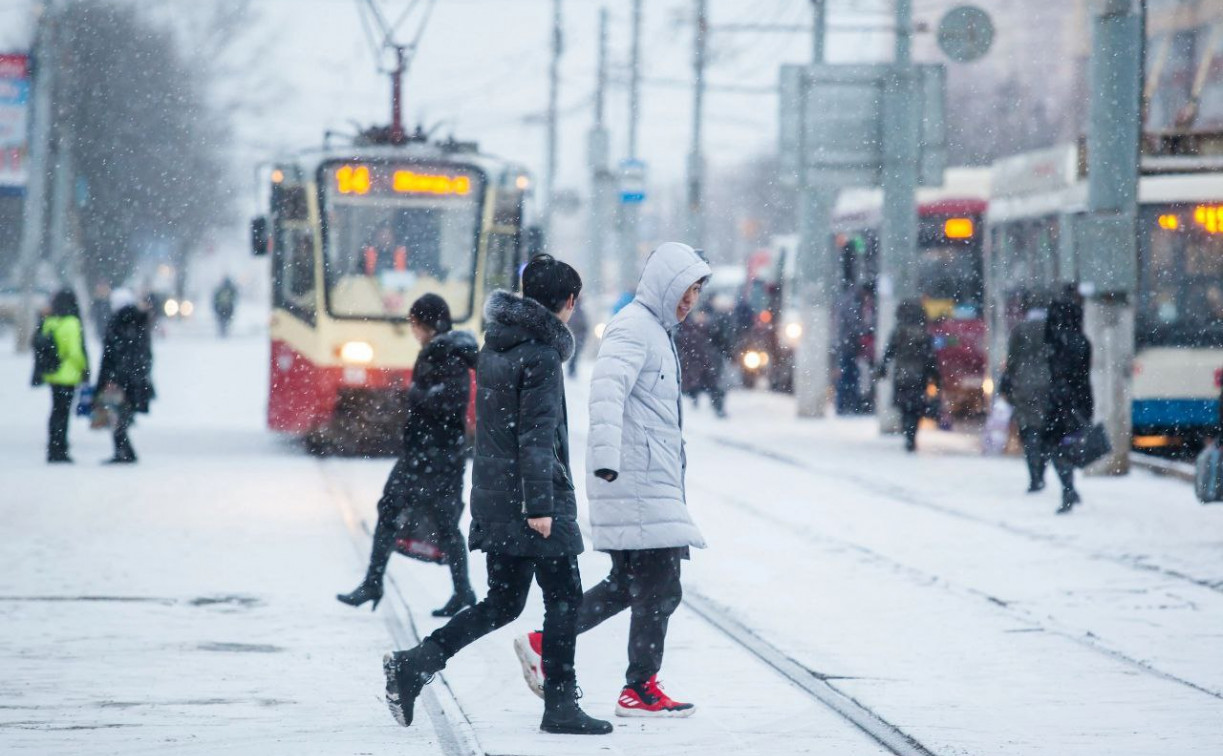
[321,460,485,756]
[710,435,1223,597]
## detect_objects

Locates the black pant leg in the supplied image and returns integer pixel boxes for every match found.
[1053,453,1076,494]
[574,551,632,635]
[1018,423,1047,485]
[48,386,73,460]
[624,549,684,686]
[533,555,584,686]
[436,492,473,597]
[902,409,920,447]
[113,404,136,460]
[427,553,533,660]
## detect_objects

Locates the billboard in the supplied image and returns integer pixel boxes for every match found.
[0,53,30,189]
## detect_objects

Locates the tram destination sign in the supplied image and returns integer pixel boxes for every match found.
[326,162,477,197]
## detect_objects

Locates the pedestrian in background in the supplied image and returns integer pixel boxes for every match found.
[96,289,155,464]
[567,298,589,377]
[677,299,732,418]
[515,242,710,719]
[337,294,479,617]
[1000,291,1052,493]
[33,288,89,463]
[212,277,238,338]
[382,256,611,736]
[1043,295,1093,514]
[877,300,940,453]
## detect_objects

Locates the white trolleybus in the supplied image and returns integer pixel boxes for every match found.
[987,142,1223,451]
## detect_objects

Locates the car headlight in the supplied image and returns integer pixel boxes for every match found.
[783,322,802,343]
[163,298,179,317]
[179,300,195,317]
[339,341,374,365]
[743,351,769,370]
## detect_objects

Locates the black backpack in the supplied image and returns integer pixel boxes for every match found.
[31,323,60,385]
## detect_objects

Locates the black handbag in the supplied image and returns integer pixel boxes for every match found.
[1061,423,1111,468]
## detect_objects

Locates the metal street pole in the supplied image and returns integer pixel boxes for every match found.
[1083,0,1143,475]
[15,2,56,352]
[795,0,835,418]
[876,0,919,434]
[543,0,563,247]
[686,0,707,250]
[587,7,612,298]
[618,0,644,294]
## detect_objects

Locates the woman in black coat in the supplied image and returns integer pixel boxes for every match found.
[1043,296,1093,513]
[877,300,941,452]
[96,291,154,464]
[337,294,479,616]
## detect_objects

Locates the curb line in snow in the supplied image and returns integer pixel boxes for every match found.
[683,590,935,756]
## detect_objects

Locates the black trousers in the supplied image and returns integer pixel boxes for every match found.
[575,548,684,686]
[364,461,471,597]
[901,408,921,449]
[1018,422,1048,486]
[47,385,74,460]
[113,403,136,461]
[427,553,582,685]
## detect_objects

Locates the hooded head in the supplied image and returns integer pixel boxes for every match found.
[634,242,712,329]
[110,288,137,312]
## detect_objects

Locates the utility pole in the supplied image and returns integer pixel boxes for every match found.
[875,0,920,433]
[543,0,563,246]
[1082,0,1143,474]
[686,0,707,250]
[587,7,613,298]
[617,0,644,293]
[794,0,835,418]
[15,1,57,352]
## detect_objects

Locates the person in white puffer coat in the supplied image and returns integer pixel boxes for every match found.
[513,242,711,719]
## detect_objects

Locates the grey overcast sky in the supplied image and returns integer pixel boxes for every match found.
[0,0,896,193]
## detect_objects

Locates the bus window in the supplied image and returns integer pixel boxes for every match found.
[1139,205,1223,348]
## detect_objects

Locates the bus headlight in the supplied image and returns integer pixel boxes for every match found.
[340,341,374,365]
[743,350,769,371]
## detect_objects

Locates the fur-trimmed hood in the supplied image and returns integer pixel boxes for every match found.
[482,290,575,361]
[421,328,478,370]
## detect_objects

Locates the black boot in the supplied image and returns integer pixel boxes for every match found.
[1056,489,1081,514]
[431,588,476,618]
[541,680,613,735]
[336,579,383,611]
[384,640,446,728]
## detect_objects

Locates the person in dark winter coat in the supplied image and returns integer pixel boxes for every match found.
[677,299,733,417]
[383,256,611,737]
[336,294,479,617]
[1043,296,1093,513]
[96,289,153,464]
[1001,292,1052,492]
[36,289,90,463]
[877,300,940,452]
[212,277,238,338]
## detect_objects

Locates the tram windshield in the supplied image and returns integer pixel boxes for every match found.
[1138,203,1223,348]
[916,215,984,319]
[320,162,484,321]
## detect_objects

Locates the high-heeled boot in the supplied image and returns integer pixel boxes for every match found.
[336,578,383,610]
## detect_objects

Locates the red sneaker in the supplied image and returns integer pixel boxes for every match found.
[615,676,695,718]
[513,632,544,699]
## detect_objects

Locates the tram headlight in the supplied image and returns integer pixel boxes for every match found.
[339,341,375,365]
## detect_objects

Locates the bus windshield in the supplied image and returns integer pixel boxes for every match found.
[1138,203,1223,348]
[916,215,984,318]
[320,162,484,322]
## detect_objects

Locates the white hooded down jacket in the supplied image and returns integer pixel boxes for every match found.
[586,242,712,551]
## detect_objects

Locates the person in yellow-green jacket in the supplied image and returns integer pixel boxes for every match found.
[35,289,90,463]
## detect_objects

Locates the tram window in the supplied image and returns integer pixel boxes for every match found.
[321,166,483,322]
[276,227,316,317]
[484,233,520,293]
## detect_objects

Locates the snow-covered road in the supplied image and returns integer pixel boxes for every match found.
[2,324,1221,754]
